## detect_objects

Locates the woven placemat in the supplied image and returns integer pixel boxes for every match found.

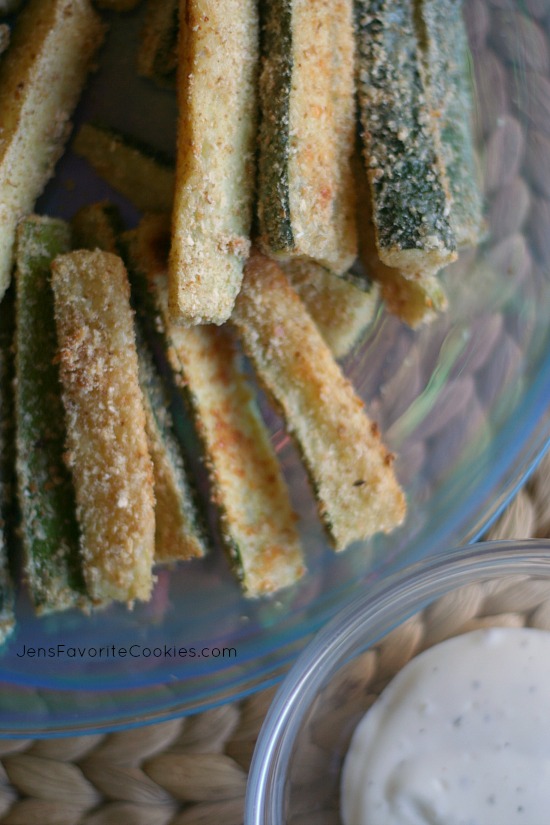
[0,449,545,825]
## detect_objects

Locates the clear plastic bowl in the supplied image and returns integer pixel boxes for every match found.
[246,540,550,824]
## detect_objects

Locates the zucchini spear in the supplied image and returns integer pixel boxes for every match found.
[73,123,175,215]
[71,200,207,565]
[136,331,207,564]
[0,0,104,301]
[415,0,484,247]
[232,250,406,550]
[51,250,155,604]
[0,288,16,643]
[138,0,178,89]
[14,217,88,614]
[281,259,379,359]
[74,128,379,344]
[355,157,448,327]
[258,0,357,274]
[355,0,456,276]
[169,0,259,324]
[126,216,305,597]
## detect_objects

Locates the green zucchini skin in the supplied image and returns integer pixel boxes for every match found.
[14,217,88,615]
[124,217,305,597]
[0,287,16,644]
[135,327,208,564]
[258,0,293,254]
[258,0,357,274]
[415,0,484,247]
[355,0,456,274]
[71,201,207,565]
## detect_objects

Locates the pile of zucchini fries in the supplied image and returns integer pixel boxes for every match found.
[0,0,483,639]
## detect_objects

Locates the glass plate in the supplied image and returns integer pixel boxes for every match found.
[0,0,549,736]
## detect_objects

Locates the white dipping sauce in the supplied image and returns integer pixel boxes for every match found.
[341,628,550,825]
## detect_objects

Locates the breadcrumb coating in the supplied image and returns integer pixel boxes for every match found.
[282,258,379,359]
[169,0,259,324]
[0,0,104,300]
[52,251,155,604]
[233,250,406,550]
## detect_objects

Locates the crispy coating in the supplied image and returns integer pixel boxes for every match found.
[169,0,259,324]
[233,250,406,550]
[52,251,155,603]
[355,0,456,275]
[0,0,104,301]
[354,151,448,327]
[129,216,305,596]
[259,0,357,274]
[137,335,207,564]
[282,258,379,359]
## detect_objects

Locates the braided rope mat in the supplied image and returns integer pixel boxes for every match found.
[0,450,544,824]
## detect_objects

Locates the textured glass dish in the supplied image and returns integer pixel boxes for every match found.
[245,541,550,825]
[0,1,549,736]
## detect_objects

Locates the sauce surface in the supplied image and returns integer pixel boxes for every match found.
[341,627,550,825]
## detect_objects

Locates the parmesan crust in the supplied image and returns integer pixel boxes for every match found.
[51,251,155,603]
[169,0,259,325]
[287,0,357,273]
[129,216,305,596]
[282,258,379,359]
[355,151,448,328]
[0,0,104,301]
[258,0,357,274]
[233,250,406,550]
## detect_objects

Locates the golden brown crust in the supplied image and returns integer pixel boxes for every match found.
[0,0,104,300]
[129,215,305,596]
[168,0,259,325]
[233,250,406,550]
[282,258,379,359]
[52,250,155,603]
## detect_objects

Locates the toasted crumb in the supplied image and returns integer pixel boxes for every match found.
[233,250,407,550]
[51,250,155,603]
[0,0,105,300]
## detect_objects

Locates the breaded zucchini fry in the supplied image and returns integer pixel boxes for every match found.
[415,0,484,247]
[73,123,175,214]
[51,250,155,603]
[356,161,447,327]
[281,259,379,359]
[0,0,104,301]
[14,217,88,614]
[71,201,207,565]
[233,250,406,550]
[355,0,456,276]
[0,288,16,643]
[136,331,207,564]
[127,216,305,597]
[71,201,124,255]
[168,0,259,324]
[258,0,357,274]
[138,0,178,88]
